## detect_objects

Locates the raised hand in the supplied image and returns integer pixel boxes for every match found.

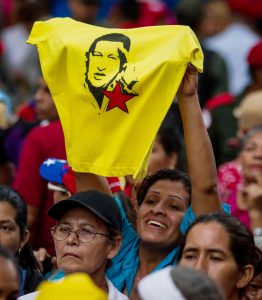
[177,64,198,99]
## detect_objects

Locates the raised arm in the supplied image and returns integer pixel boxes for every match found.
[177,64,222,216]
[74,172,112,195]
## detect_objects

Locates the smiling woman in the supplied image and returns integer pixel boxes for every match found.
[136,171,191,250]
[102,65,228,299]
[74,65,228,299]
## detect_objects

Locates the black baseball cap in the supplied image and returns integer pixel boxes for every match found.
[48,190,121,232]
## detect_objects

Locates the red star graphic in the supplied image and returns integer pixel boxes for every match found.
[103,83,136,113]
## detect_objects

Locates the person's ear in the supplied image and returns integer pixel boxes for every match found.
[19,229,30,251]
[107,235,122,260]
[168,151,178,169]
[236,265,254,289]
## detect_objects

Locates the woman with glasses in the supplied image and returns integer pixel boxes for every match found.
[19,190,127,300]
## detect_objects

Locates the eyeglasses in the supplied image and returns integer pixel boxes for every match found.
[50,224,111,243]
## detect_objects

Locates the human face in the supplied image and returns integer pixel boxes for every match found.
[179,222,244,300]
[35,77,58,121]
[243,272,262,300]
[87,41,123,88]
[0,257,19,300]
[68,0,99,23]
[54,207,116,277]
[136,180,189,250]
[148,135,178,176]
[239,132,262,183]
[0,202,22,255]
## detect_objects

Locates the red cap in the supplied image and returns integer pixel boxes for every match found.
[247,40,262,67]
[227,0,262,18]
[205,93,234,111]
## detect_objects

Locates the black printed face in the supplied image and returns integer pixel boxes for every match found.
[87,41,123,89]
[85,33,139,113]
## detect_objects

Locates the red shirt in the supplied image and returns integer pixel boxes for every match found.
[14,120,66,254]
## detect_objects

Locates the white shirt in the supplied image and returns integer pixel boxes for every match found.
[18,278,127,300]
[204,22,259,95]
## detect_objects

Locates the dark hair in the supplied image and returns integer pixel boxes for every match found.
[176,0,205,31]
[158,111,183,156]
[0,186,41,271]
[115,191,137,227]
[119,0,140,21]
[171,266,224,300]
[178,212,262,277]
[86,33,131,72]
[137,169,192,206]
[88,33,130,53]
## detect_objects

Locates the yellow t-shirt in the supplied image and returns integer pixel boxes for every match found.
[28,17,203,179]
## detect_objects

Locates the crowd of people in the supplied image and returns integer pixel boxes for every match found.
[0,0,262,299]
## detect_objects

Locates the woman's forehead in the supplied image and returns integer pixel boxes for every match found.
[60,207,107,228]
[0,202,17,219]
[187,222,231,248]
[146,179,190,203]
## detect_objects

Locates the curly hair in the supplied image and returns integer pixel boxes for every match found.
[136,169,192,206]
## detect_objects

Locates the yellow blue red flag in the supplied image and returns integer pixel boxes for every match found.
[28,18,203,178]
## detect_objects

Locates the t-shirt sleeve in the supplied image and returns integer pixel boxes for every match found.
[179,26,204,73]
[112,196,138,263]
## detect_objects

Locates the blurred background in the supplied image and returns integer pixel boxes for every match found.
[0,0,262,185]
